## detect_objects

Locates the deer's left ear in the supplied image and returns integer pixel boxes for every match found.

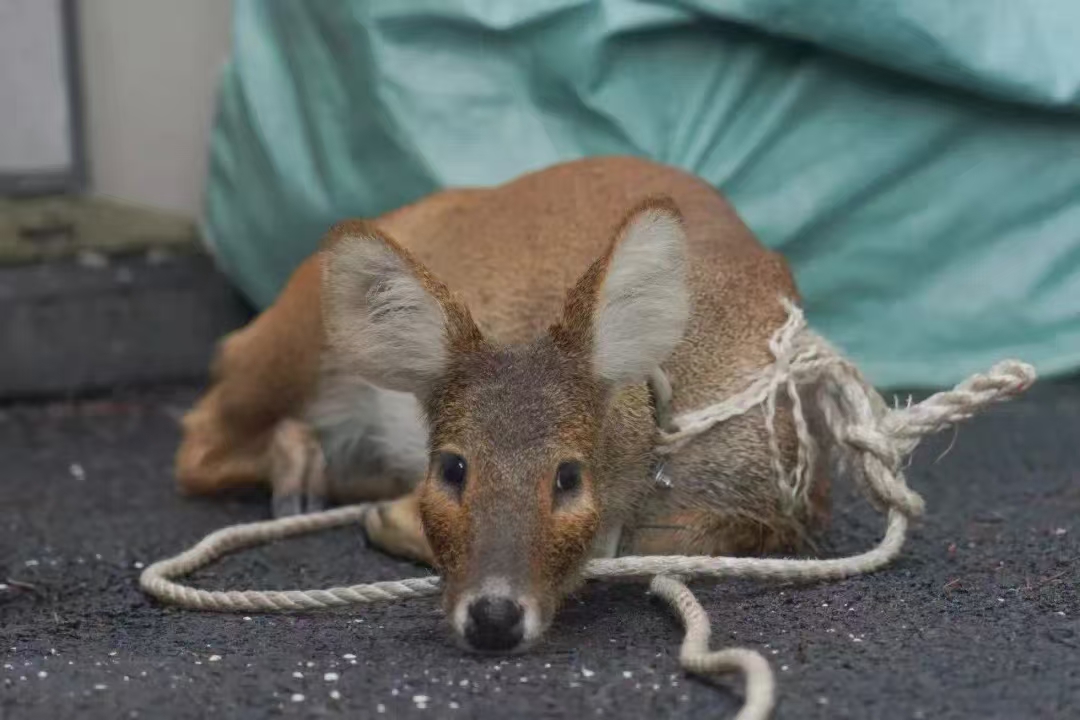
[557,198,690,385]
[321,220,483,395]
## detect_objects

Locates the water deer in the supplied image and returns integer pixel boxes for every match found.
[175,156,826,652]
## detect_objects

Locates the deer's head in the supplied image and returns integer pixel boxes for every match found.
[323,199,689,651]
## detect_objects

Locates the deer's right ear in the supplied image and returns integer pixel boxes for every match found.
[555,199,689,385]
[321,221,481,395]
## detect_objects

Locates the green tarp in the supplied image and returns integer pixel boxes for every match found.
[202,0,1080,388]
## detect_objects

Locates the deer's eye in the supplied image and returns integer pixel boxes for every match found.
[437,452,467,492]
[554,461,582,495]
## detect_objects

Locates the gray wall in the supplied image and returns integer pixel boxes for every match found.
[79,0,232,218]
[0,0,72,176]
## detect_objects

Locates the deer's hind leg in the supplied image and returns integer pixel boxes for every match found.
[175,256,325,504]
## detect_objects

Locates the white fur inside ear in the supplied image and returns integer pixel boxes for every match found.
[323,236,448,393]
[593,208,690,384]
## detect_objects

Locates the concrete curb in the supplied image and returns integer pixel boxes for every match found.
[0,251,252,399]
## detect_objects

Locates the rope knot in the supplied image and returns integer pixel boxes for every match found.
[840,425,900,468]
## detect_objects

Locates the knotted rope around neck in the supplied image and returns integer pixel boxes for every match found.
[140,300,1036,720]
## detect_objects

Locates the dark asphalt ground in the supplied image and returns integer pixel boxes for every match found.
[1,380,1077,719]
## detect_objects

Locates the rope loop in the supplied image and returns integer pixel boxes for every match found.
[140,298,1036,720]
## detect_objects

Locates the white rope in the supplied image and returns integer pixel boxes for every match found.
[139,505,441,612]
[651,574,776,720]
[140,300,1036,719]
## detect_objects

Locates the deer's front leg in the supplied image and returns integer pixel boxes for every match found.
[269,419,329,517]
[363,490,433,565]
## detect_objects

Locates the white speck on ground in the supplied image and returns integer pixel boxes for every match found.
[77,250,109,268]
[290,693,305,703]
[449,701,460,709]
[343,654,356,660]
[324,672,339,682]
[306,661,315,668]
[208,655,221,662]
[622,671,632,679]
[818,696,830,705]
[243,617,252,621]
[1053,527,1067,535]
[25,560,39,567]
[581,668,594,678]
[0,585,8,591]
[330,690,341,700]
[781,665,790,672]
[376,703,386,714]
[292,672,303,679]
[37,671,47,679]
[93,684,107,691]
[109,652,117,657]
[133,562,144,569]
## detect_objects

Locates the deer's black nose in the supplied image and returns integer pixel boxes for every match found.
[465,596,524,652]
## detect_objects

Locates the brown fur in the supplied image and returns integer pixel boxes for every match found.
[176,156,828,643]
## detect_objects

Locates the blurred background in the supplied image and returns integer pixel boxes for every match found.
[2,0,1079,399]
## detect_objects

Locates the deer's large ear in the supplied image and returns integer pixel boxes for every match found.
[557,199,690,385]
[321,220,482,395]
